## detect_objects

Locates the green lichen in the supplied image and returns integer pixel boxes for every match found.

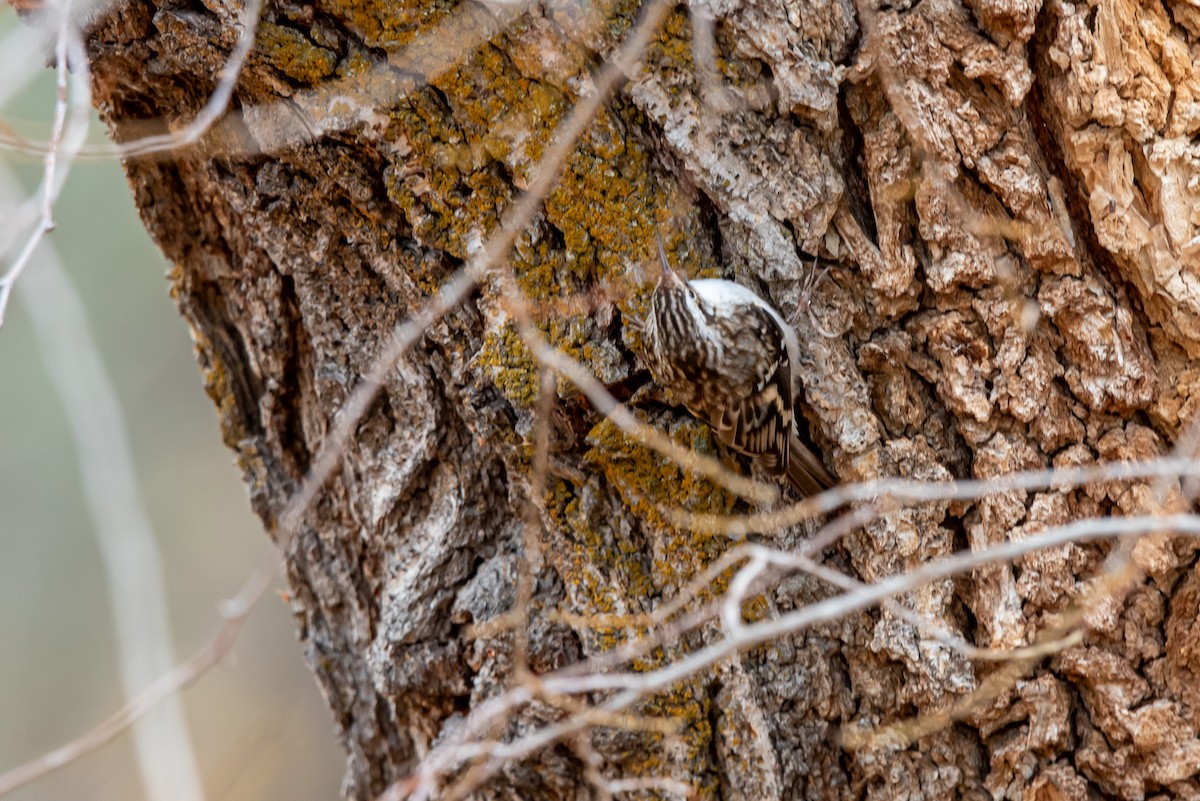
[256,23,338,84]
[541,481,653,655]
[580,402,774,625]
[638,7,773,114]
[542,412,748,801]
[383,53,516,254]
[437,42,568,155]
[598,0,649,41]
[403,248,455,298]
[583,413,742,591]
[546,466,722,792]
[190,325,241,447]
[510,225,564,300]
[473,316,625,412]
[549,315,629,383]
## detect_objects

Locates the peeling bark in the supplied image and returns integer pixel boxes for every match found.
[75,0,1200,797]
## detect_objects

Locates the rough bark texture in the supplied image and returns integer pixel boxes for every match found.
[79,0,1200,797]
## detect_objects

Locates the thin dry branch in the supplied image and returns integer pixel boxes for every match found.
[0,0,262,161]
[379,501,1200,796]
[9,0,1197,797]
[0,20,45,109]
[670,456,1200,537]
[0,0,530,161]
[522,329,776,502]
[797,556,1084,663]
[844,418,1200,747]
[0,558,260,795]
[541,514,1200,696]
[480,455,1200,692]
[0,12,89,325]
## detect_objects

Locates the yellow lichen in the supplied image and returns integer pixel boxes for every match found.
[583,413,742,590]
[358,3,758,780]
[475,323,540,409]
[315,0,455,51]
[255,23,338,84]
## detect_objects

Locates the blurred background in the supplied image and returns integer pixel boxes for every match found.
[0,11,345,801]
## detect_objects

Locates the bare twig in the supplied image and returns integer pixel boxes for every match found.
[688,8,736,115]
[524,331,776,501]
[0,555,258,796]
[546,514,1200,696]
[840,416,1200,748]
[9,0,1196,796]
[669,456,1200,538]
[0,21,44,110]
[0,0,263,161]
[604,775,694,798]
[118,0,262,157]
[0,0,532,161]
[795,555,1084,662]
[0,11,89,326]
[378,502,1200,792]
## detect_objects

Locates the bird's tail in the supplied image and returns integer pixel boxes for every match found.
[787,433,835,497]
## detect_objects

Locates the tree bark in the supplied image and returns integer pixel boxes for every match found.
[80,0,1200,798]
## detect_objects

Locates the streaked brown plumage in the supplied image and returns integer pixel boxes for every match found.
[640,239,834,496]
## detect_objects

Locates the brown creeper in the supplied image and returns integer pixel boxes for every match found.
[640,238,835,496]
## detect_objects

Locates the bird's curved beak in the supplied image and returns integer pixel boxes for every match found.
[655,233,684,289]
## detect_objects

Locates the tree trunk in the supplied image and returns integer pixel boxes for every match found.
[80,0,1200,798]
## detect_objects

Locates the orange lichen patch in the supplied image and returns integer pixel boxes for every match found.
[544,465,730,798]
[434,42,570,180]
[383,39,563,254]
[544,106,658,283]
[384,81,513,254]
[634,679,718,799]
[541,477,656,647]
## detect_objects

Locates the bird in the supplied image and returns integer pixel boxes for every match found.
[639,236,835,496]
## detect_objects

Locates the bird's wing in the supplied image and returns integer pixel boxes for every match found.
[708,306,834,495]
[711,306,795,477]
